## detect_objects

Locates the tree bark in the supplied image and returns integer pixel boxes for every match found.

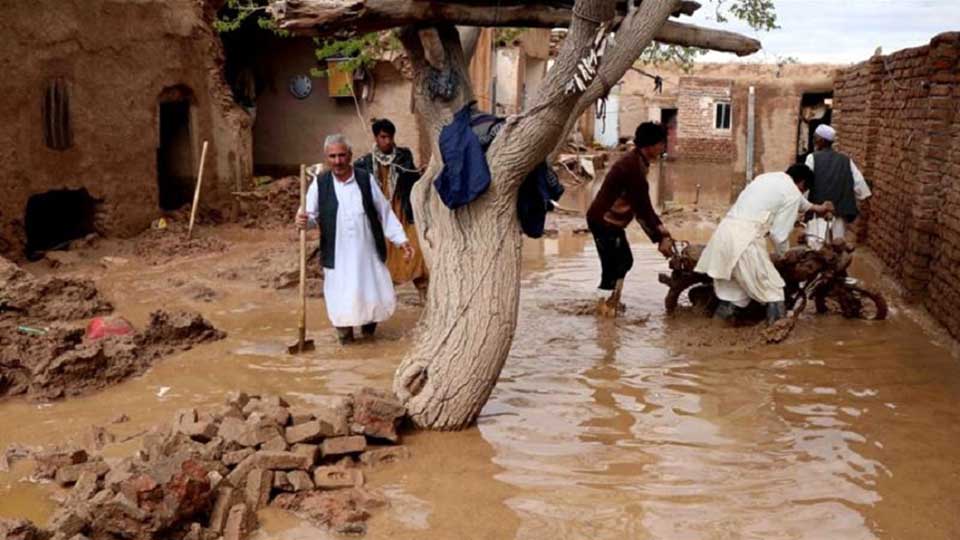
[270,0,760,55]
[389,25,525,430]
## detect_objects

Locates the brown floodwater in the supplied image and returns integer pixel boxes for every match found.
[2,222,960,539]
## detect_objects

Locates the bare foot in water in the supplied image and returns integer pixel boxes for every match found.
[596,299,625,318]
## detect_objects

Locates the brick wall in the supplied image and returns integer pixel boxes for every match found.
[675,77,735,161]
[834,32,960,337]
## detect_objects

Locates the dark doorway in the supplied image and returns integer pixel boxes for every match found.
[797,91,833,161]
[24,188,98,258]
[660,108,678,154]
[157,96,194,211]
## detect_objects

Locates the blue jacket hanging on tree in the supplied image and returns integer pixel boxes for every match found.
[435,104,491,209]
[436,103,563,237]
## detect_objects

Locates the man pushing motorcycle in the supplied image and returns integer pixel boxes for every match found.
[694,164,834,324]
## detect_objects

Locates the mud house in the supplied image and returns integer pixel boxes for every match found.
[4,0,828,259]
[223,26,550,176]
[0,1,537,261]
[0,0,253,260]
[609,62,838,207]
[220,26,423,177]
[490,29,552,116]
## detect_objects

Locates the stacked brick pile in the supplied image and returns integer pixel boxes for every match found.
[0,388,409,540]
[833,32,960,337]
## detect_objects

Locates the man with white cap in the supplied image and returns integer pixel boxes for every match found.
[803,124,872,248]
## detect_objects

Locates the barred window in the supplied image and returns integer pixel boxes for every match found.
[43,78,73,150]
[714,101,732,130]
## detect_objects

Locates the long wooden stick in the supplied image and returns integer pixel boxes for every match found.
[298,164,308,350]
[187,140,209,240]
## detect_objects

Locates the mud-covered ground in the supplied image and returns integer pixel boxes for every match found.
[1,254,224,401]
[1,204,960,539]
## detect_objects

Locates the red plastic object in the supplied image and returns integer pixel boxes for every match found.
[85,316,135,341]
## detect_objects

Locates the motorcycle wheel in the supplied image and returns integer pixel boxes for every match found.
[834,284,888,320]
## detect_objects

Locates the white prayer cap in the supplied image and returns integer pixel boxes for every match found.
[814,124,836,142]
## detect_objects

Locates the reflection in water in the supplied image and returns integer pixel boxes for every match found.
[2,224,960,539]
[486,225,960,539]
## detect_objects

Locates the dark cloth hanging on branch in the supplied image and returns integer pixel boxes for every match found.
[517,162,564,238]
[435,103,492,209]
[435,103,563,237]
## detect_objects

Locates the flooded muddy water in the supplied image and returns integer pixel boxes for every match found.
[2,223,960,539]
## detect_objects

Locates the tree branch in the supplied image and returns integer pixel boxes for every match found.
[658,20,759,56]
[485,0,681,188]
[270,0,759,56]
[419,27,447,69]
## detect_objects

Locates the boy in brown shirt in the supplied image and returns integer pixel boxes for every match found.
[587,122,673,316]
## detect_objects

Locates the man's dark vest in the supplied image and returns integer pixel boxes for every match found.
[810,149,858,222]
[315,168,387,269]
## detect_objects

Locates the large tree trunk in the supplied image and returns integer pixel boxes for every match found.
[390,26,526,429]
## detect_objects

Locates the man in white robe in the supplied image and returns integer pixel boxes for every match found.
[296,134,413,343]
[803,124,872,248]
[695,164,833,323]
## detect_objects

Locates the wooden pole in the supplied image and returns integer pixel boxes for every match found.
[187,140,209,240]
[298,164,308,350]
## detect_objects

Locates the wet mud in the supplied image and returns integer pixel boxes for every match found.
[1,256,112,322]
[216,245,324,297]
[1,310,224,401]
[128,227,230,267]
[1,214,960,539]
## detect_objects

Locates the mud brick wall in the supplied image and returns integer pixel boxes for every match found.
[834,32,960,337]
[675,78,736,161]
[0,0,253,259]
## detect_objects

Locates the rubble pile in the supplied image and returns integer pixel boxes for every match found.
[553,150,608,188]
[1,388,408,539]
[232,177,301,230]
[0,311,225,401]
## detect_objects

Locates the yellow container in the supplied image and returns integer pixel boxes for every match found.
[326,58,354,98]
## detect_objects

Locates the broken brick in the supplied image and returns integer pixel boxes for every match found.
[284,420,334,445]
[312,467,363,489]
[321,436,366,457]
[244,469,273,511]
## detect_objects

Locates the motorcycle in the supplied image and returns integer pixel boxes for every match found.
[658,223,887,330]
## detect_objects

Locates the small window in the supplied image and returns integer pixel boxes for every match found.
[714,101,731,130]
[43,78,73,150]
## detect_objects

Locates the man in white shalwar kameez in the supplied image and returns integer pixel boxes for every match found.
[296,134,413,343]
[695,164,834,323]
